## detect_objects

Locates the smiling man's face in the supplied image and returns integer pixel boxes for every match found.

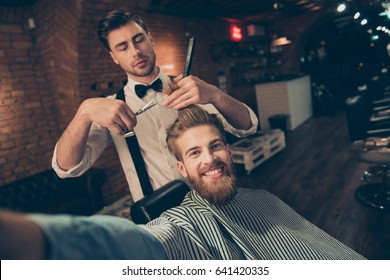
[175,124,236,205]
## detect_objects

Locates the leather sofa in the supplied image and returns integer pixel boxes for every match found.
[0,168,105,215]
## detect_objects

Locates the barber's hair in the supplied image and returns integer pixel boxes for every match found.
[97,10,148,50]
[166,105,226,161]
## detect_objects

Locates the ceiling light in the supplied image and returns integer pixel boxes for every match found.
[379,9,390,19]
[379,1,390,19]
[354,12,360,19]
[309,6,321,11]
[360,19,368,25]
[272,36,292,46]
[337,3,346,13]
[382,0,390,10]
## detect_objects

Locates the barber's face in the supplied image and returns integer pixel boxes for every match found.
[108,22,158,83]
[176,125,236,205]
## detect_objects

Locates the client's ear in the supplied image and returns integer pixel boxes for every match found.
[176,161,188,178]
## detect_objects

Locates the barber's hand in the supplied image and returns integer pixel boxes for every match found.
[162,75,221,109]
[80,98,137,135]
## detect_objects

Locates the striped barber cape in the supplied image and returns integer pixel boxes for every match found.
[142,188,365,260]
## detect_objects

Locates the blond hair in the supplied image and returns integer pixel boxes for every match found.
[166,105,226,161]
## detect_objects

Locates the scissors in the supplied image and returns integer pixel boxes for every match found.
[134,98,158,116]
[124,36,196,138]
[123,98,158,137]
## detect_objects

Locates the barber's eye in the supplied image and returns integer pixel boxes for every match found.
[119,46,128,51]
[211,143,222,150]
[135,37,144,44]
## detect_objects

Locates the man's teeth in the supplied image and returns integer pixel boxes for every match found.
[204,168,222,176]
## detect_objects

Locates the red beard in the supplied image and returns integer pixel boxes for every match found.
[187,160,237,205]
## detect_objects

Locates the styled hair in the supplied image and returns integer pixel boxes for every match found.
[166,105,226,161]
[97,10,148,50]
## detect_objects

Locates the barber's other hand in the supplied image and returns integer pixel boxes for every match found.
[163,75,221,109]
[79,98,137,135]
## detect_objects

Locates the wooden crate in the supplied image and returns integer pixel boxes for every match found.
[231,129,286,174]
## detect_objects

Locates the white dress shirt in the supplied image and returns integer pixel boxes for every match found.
[52,71,258,201]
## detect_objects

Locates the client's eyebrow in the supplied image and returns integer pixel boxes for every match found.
[183,137,223,158]
[184,146,200,158]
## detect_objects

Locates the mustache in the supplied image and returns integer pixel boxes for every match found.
[199,160,228,174]
[133,56,147,65]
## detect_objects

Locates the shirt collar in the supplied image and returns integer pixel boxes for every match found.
[125,68,161,93]
[125,68,166,96]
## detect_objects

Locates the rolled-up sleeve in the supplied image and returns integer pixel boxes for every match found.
[201,103,258,138]
[51,123,111,178]
[28,214,167,259]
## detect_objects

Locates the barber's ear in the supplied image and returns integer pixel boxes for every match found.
[176,161,188,178]
[148,32,154,45]
[109,51,119,65]
[227,144,232,155]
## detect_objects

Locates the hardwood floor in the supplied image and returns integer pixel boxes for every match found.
[236,111,390,260]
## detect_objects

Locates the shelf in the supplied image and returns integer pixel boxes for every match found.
[227,53,282,59]
[212,40,278,58]
[231,63,283,72]
[233,78,277,87]
[232,74,306,87]
[212,40,286,91]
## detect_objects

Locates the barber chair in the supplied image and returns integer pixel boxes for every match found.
[370,72,390,101]
[345,95,390,141]
[366,68,390,108]
[345,96,390,210]
[357,139,390,210]
[130,180,190,224]
[369,76,386,101]
[358,83,390,122]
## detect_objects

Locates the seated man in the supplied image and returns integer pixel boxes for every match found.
[0,106,365,260]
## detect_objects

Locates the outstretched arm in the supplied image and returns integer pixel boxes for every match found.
[0,210,166,260]
[0,210,48,259]
[56,98,137,170]
[163,75,252,130]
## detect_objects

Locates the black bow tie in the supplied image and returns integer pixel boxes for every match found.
[134,79,163,98]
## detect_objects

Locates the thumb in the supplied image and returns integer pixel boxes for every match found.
[174,74,183,83]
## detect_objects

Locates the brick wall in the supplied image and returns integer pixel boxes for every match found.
[0,3,60,184]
